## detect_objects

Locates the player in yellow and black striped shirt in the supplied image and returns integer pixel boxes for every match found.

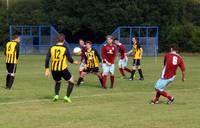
[4,35,20,90]
[127,37,144,80]
[77,41,103,87]
[45,34,78,103]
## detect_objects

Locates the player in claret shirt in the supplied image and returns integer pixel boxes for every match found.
[114,38,131,79]
[150,44,186,104]
[101,35,117,89]
[78,39,86,84]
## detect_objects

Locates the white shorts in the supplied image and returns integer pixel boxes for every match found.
[155,76,175,91]
[79,62,85,71]
[102,63,115,75]
[118,58,128,69]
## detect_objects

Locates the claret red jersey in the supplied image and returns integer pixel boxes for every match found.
[161,52,185,79]
[117,44,126,59]
[101,44,116,64]
[80,45,86,61]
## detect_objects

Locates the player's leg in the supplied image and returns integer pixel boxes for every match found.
[129,59,136,80]
[123,58,131,73]
[63,69,74,103]
[109,64,115,88]
[52,71,62,101]
[153,77,175,104]
[102,63,109,89]
[118,59,125,78]
[93,68,103,87]
[79,62,85,84]
[6,64,17,90]
[77,69,87,86]
[6,63,11,89]
[137,60,144,80]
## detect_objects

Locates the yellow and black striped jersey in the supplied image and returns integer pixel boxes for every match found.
[83,48,101,68]
[132,44,142,59]
[4,41,19,64]
[45,44,74,71]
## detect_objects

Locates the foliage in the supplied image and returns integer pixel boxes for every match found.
[0,0,199,52]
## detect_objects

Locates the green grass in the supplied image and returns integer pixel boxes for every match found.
[0,55,200,128]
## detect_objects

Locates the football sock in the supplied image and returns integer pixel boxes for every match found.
[138,69,144,78]
[79,71,84,81]
[67,81,74,97]
[154,90,161,101]
[99,78,103,87]
[124,67,131,73]
[119,68,125,76]
[77,77,83,86]
[130,70,136,79]
[102,75,107,88]
[110,75,114,88]
[160,91,172,100]
[8,76,14,89]
[55,82,61,95]
[6,74,11,88]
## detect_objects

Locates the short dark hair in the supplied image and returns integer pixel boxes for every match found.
[132,36,138,41]
[79,38,85,42]
[85,41,92,45]
[58,33,65,42]
[170,44,178,51]
[114,38,118,41]
[12,35,19,40]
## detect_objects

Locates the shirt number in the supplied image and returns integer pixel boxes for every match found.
[8,44,11,51]
[172,56,178,65]
[54,49,61,59]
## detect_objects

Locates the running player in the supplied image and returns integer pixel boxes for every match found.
[127,37,144,80]
[101,35,117,89]
[78,39,86,84]
[150,44,186,104]
[4,35,20,90]
[114,38,131,79]
[45,34,78,103]
[77,41,103,87]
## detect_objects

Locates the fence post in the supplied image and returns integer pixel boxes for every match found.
[138,27,140,44]
[146,27,149,56]
[129,27,132,49]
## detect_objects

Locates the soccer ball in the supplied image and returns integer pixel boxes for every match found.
[73,47,82,55]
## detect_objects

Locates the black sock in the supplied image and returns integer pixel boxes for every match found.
[138,69,144,78]
[77,77,83,86]
[55,82,61,95]
[130,70,136,79]
[7,76,15,89]
[67,82,74,97]
[99,78,103,86]
[6,74,11,88]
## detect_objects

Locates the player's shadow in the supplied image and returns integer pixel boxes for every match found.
[40,96,52,100]
[149,100,187,105]
[76,83,102,89]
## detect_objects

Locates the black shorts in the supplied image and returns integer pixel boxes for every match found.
[133,59,141,66]
[6,63,17,74]
[52,68,72,82]
[83,67,99,73]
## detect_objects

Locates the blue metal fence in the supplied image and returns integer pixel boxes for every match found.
[101,26,159,56]
[9,25,70,54]
[10,25,158,56]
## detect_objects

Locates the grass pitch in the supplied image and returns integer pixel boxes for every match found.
[0,55,199,128]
